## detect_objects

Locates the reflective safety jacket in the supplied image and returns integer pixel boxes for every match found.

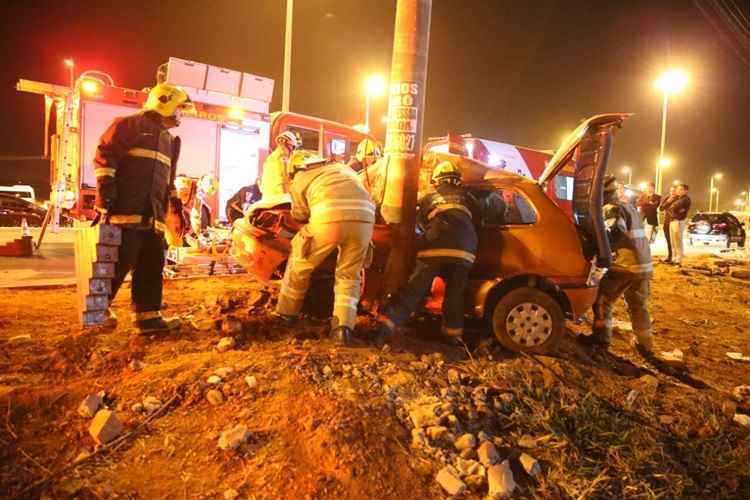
[94,111,179,233]
[290,163,375,225]
[416,183,478,267]
[605,201,653,277]
[259,147,289,199]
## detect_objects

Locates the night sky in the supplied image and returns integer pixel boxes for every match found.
[1,0,749,208]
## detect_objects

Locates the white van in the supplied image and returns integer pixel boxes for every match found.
[0,185,36,204]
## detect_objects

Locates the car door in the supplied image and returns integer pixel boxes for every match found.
[537,114,632,268]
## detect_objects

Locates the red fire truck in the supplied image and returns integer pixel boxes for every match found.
[423,135,575,217]
[17,57,372,224]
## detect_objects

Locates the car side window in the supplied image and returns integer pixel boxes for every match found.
[472,188,537,226]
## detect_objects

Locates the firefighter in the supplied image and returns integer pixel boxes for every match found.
[190,174,217,238]
[377,161,478,343]
[579,175,655,353]
[259,130,300,200]
[347,138,382,172]
[274,151,376,345]
[94,83,191,334]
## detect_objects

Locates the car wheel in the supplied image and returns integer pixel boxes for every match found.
[490,287,564,354]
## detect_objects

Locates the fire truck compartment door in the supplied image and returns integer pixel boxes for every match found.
[172,117,219,179]
[217,126,262,221]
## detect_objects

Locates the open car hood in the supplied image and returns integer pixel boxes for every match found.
[537,114,632,186]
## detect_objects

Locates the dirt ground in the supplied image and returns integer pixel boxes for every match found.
[1,256,750,499]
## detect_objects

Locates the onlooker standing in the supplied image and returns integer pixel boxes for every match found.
[668,184,691,265]
[659,185,677,262]
[638,182,661,243]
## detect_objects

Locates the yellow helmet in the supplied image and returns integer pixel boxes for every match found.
[355,139,382,163]
[143,83,191,117]
[431,160,462,185]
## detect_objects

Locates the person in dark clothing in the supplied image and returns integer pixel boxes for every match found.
[667,184,691,265]
[94,83,191,334]
[579,175,655,353]
[637,182,661,243]
[377,161,478,343]
[225,181,261,223]
[659,185,677,262]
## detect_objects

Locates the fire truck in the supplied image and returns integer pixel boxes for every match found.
[424,135,575,217]
[17,57,372,225]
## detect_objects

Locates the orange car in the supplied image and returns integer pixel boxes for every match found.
[232,114,630,353]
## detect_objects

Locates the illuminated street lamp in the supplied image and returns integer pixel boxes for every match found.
[364,74,386,132]
[639,181,648,191]
[63,58,75,88]
[621,165,632,185]
[654,69,688,193]
[735,199,745,210]
[709,173,722,211]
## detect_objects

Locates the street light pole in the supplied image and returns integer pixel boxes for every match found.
[709,177,715,211]
[381,0,432,296]
[657,92,668,194]
[282,0,293,112]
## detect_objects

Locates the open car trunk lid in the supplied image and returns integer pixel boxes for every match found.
[538,114,632,268]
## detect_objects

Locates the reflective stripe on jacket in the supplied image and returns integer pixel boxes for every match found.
[416,183,478,267]
[94,111,178,232]
[605,201,653,277]
[290,163,375,224]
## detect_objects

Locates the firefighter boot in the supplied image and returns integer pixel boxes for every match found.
[330,326,353,346]
[271,311,298,327]
[136,315,181,335]
[576,326,612,347]
[371,315,395,347]
[632,329,654,354]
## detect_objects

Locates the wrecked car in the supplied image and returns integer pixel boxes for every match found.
[232,114,629,353]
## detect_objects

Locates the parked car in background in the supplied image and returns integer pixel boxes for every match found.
[0,194,72,227]
[0,184,36,204]
[232,114,630,353]
[688,212,746,248]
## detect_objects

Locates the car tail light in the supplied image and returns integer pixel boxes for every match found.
[715,223,728,229]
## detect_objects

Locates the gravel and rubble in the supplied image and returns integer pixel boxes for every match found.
[2,264,750,497]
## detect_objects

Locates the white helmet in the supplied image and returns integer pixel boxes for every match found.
[276,130,301,150]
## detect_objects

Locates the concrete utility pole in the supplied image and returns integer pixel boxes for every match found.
[381,0,432,297]
[282,0,293,112]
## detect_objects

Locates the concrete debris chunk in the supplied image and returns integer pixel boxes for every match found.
[223,489,239,500]
[519,453,541,476]
[207,375,223,385]
[142,396,162,414]
[625,389,639,406]
[454,433,477,451]
[659,349,684,364]
[408,399,442,428]
[427,425,450,441]
[217,337,237,352]
[206,389,224,406]
[457,458,481,476]
[477,440,499,466]
[89,409,125,444]
[733,413,750,427]
[245,375,258,389]
[487,460,516,498]
[733,385,750,405]
[131,402,144,413]
[78,394,104,418]
[218,424,251,450]
[435,466,466,496]
[727,352,750,362]
[517,434,537,448]
[447,368,461,385]
[322,365,333,377]
[477,431,491,442]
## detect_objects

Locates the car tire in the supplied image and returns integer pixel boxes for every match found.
[490,287,564,354]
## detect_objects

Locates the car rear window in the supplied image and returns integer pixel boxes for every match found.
[692,213,721,224]
[472,188,537,225]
